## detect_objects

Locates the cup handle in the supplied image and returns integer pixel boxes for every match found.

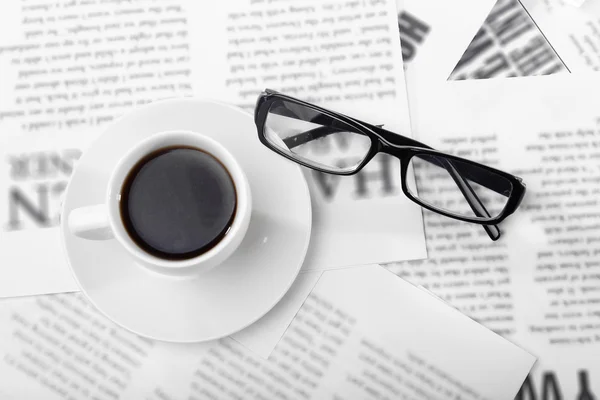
[68,204,114,240]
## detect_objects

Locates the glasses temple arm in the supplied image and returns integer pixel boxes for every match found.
[272,102,510,196]
[370,125,512,195]
[269,107,501,239]
[375,126,502,240]
[283,125,345,149]
[442,159,501,240]
[283,126,500,239]
[283,122,510,195]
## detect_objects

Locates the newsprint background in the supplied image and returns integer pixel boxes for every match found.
[396,0,595,399]
[0,0,597,399]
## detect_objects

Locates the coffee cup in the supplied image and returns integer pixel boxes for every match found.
[67,130,252,277]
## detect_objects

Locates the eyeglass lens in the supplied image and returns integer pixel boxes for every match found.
[406,153,513,220]
[264,99,372,174]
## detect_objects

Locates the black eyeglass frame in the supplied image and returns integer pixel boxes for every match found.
[254,89,526,234]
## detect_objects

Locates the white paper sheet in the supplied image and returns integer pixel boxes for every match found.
[294,265,534,400]
[0,0,427,298]
[389,72,600,397]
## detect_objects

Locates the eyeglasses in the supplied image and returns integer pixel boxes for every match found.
[254,89,526,241]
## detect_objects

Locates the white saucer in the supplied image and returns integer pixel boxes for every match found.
[61,98,312,342]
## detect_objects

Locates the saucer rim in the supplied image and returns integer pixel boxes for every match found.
[60,97,312,342]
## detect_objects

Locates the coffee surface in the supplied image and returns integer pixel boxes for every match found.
[120,147,237,260]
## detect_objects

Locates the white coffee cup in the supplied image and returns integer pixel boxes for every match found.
[67,130,252,277]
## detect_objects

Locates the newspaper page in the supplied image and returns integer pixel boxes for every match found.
[185,0,427,272]
[0,0,426,298]
[0,291,213,400]
[521,0,600,72]
[120,265,534,400]
[0,266,535,399]
[0,0,195,298]
[0,0,196,297]
[387,73,600,398]
[397,1,597,396]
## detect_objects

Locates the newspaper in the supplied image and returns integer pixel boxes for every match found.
[0,0,196,297]
[389,73,600,398]
[0,0,426,298]
[0,265,532,399]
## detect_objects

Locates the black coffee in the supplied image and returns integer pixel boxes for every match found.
[120,146,237,260]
